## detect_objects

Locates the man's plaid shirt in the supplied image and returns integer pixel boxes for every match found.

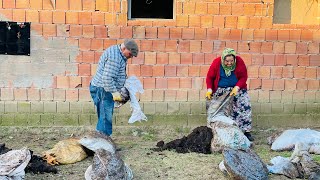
[91,45,127,92]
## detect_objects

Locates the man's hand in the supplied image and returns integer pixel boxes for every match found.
[206,89,213,100]
[230,86,240,96]
[112,92,122,101]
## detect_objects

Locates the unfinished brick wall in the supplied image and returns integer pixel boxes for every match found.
[0,0,319,126]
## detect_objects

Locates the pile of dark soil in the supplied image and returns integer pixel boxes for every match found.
[0,143,58,174]
[153,126,213,154]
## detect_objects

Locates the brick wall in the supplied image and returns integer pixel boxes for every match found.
[0,0,319,127]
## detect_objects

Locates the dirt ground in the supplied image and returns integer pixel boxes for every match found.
[1,125,319,180]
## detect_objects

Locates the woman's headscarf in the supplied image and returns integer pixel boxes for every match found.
[221,48,237,77]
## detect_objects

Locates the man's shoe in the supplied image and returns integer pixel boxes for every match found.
[244,132,254,141]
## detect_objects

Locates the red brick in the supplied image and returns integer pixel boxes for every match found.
[253,29,265,40]
[296,43,308,54]
[170,28,182,39]
[143,78,155,89]
[178,41,190,53]
[165,40,178,52]
[128,64,141,76]
[56,0,69,10]
[296,80,308,91]
[241,29,253,41]
[301,30,313,41]
[167,78,180,89]
[195,2,207,14]
[176,14,189,27]
[201,15,213,28]
[91,12,104,25]
[120,26,132,39]
[243,4,255,15]
[56,76,69,88]
[82,51,95,63]
[155,27,168,39]
[232,3,243,15]
[3,0,15,8]
[194,28,206,40]
[69,0,82,10]
[248,42,261,53]
[220,3,231,15]
[240,54,252,66]
[273,79,284,90]
[70,25,82,37]
[289,30,301,41]
[168,53,180,64]
[156,53,169,64]
[261,79,273,90]
[78,64,91,76]
[153,65,164,76]
[153,90,164,101]
[43,0,54,10]
[82,25,94,38]
[207,28,219,40]
[177,66,188,77]
[140,40,152,52]
[278,30,289,41]
[310,55,320,66]
[0,9,13,19]
[165,65,177,77]
[266,30,277,40]
[218,28,230,40]
[155,78,167,89]
[95,25,107,38]
[306,67,317,79]
[69,76,82,88]
[238,41,250,53]
[66,12,78,24]
[193,53,204,64]
[132,26,145,39]
[271,67,282,78]
[176,90,188,101]
[229,29,241,40]
[96,0,108,11]
[79,38,91,51]
[181,53,193,64]
[104,13,116,25]
[153,40,165,52]
[282,66,294,78]
[39,10,53,23]
[200,65,210,76]
[176,2,183,14]
[43,24,56,36]
[286,55,298,66]
[13,9,26,22]
[260,17,272,29]
[226,41,238,52]
[66,89,79,101]
[132,52,145,65]
[248,17,261,29]
[251,54,263,65]
[145,52,156,65]
[201,41,213,53]
[183,2,195,14]
[53,11,65,24]
[212,16,225,28]
[31,24,42,35]
[107,26,120,38]
[189,65,200,77]
[285,79,297,90]
[285,42,297,54]
[274,55,286,66]
[15,0,29,9]
[273,42,285,54]
[293,67,306,78]
[237,16,248,28]
[82,0,95,10]
[189,40,201,53]
[308,42,319,54]
[180,78,192,89]
[14,88,27,101]
[261,42,273,54]
[263,55,275,65]
[208,3,219,15]
[79,12,91,25]
[140,65,153,77]
[308,80,319,90]
[298,55,310,66]
[182,28,194,40]
[145,27,157,39]
[249,79,261,90]
[259,66,270,78]
[26,10,39,23]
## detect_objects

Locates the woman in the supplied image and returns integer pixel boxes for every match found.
[206,48,254,141]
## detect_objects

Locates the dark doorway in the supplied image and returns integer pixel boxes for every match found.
[129,0,174,19]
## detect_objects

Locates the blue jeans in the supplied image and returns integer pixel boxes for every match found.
[89,84,114,136]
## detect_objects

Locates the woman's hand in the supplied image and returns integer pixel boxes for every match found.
[206,89,213,100]
[230,86,240,96]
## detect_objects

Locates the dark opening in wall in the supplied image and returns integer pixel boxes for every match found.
[273,0,291,24]
[129,0,174,19]
[0,22,30,56]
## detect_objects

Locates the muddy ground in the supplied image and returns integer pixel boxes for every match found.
[1,125,320,180]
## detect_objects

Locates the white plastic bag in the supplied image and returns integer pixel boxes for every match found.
[124,76,147,124]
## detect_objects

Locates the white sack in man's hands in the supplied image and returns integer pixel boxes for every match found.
[124,76,147,123]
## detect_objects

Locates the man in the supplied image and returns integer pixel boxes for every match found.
[90,39,139,136]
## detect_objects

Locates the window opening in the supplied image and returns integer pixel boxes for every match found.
[128,0,174,19]
[0,21,30,56]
